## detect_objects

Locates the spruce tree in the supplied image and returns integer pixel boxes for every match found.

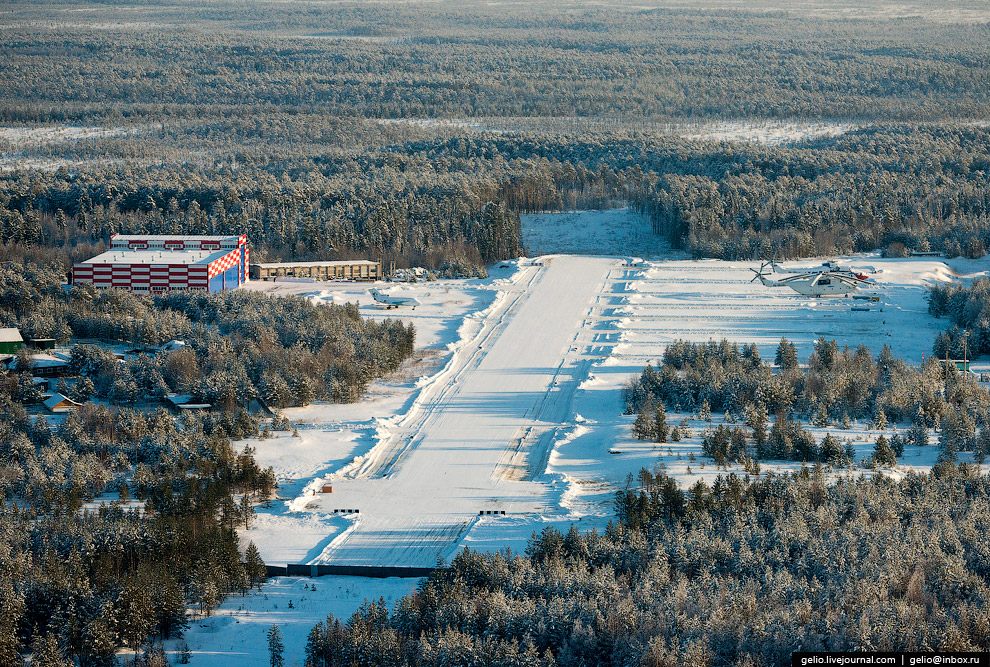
[267,625,285,667]
[976,428,990,464]
[698,399,711,423]
[873,435,897,467]
[820,433,845,464]
[654,404,669,443]
[747,402,769,449]
[31,633,72,667]
[813,404,830,427]
[245,541,267,589]
[873,407,888,430]
[240,493,255,529]
[775,337,799,370]
[632,409,653,441]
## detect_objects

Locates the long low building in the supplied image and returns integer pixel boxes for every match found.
[73,234,249,293]
[250,260,381,281]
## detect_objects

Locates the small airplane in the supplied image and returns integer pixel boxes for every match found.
[370,288,421,310]
[750,261,874,297]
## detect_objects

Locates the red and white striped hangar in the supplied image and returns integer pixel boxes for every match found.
[72,235,249,293]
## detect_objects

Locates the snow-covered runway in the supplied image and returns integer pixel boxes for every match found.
[310,256,617,566]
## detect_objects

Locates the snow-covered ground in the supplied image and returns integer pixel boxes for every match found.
[234,266,519,564]
[680,120,854,145]
[173,575,419,666]
[377,116,856,146]
[0,125,139,148]
[534,255,988,522]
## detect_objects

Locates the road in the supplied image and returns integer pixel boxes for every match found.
[310,256,619,567]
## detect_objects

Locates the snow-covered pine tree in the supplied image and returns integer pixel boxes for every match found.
[775,337,799,370]
[873,435,897,467]
[267,625,285,667]
[698,399,712,423]
[245,541,267,589]
[632,409,653,441]
[654,404,669,443]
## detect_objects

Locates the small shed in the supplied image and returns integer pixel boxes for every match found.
[43,392,82,413]
[0,328,23,355]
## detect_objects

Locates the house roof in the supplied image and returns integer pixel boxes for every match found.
[23,353,70,368]
[0,328,23,343]
[43,392,81,411]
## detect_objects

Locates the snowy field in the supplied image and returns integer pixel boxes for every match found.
[680,120,854,145]
[0,125,139,148]
[171,575,419,667]
[0,124,147,172]
[378,117,857,145]
[192,210,990,663]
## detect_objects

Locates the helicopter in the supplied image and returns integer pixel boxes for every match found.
[750,261,874,297]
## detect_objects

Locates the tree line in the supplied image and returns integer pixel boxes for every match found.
[3,122,987,273]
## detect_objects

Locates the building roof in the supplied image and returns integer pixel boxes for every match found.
[253,260,380,268]
[5,353,70,371]
[0,328,22,343]
[43,392,81,411]
[111,234,243,242]
[30,353,71,368]
[78,248,234,266]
